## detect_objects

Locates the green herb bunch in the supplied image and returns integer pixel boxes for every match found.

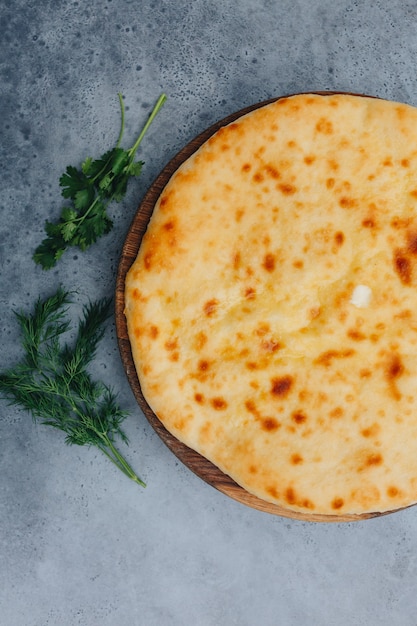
[34,93,166,269]
[0,288,145,486]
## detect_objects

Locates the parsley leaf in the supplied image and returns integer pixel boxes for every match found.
[34,93,167,270]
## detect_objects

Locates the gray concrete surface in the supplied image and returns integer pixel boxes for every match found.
[2,1,417,624]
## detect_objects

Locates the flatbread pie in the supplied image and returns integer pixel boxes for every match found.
[125,93,417,516]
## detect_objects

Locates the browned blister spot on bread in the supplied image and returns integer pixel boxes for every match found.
[361,423,381,439]
[386,354,404,380]
[149,325,159,339]
[292,410,307,424]
[194,392,205,404]
[362,217,376,228]
[264,164,281,179]
[144,251,153,270]
[211,397,228,410]
[266,485,279,499]
[278,183,297,195]
[261,339,281,353]
[316,118,333,134]
[391,216,411,230]
[339,196,357,209]
[262,418,280,432]
[285,487,314,510]
[285,487,296,504]
[271,375,294,397]
[394,249,412,285]
[407,232,417,254]
[194,331,207,351]
[192,358,214,383]
[357,451,384,472]
[385,353,405,400]
[203,299,219,317]
[331,497,344,510]
[262,253,276,272]
[235,210,245,223]
[244,287,256,299]
[245,399,281,432]
[158,190,173,211]
[232,251,242,269]
[163,219,175,231]
[387,486,402,498]
[347,329,366,341]
[366,452,383,467]
[315,349,355,367]
[164,338,178,351]
[304,155,316,165]
[164,337,179,362]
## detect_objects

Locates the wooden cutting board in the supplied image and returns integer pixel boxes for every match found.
[115,93,406,522]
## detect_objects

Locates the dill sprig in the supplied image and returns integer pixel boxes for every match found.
[0,287,145,487]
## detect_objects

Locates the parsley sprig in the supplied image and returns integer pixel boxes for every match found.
[0,288,145,486]
[34,93,166,269]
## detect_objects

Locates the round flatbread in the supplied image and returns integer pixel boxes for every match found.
[125,93,417,516]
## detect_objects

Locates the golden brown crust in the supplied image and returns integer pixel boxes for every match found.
[125,93,417,515]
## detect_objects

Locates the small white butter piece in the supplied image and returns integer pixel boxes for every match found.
[350,285,372,308]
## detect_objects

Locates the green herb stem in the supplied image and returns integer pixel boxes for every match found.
[127,93,167,162]
[98,436,146,487]
[116,92,126,149]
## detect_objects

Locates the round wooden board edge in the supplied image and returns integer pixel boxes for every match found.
[115,91,407,523]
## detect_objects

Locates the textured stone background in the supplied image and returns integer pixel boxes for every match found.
[2,1,417,624]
